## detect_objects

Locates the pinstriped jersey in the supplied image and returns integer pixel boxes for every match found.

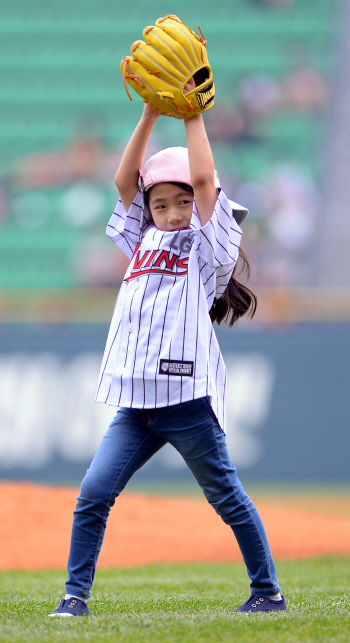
[95,188,245,433]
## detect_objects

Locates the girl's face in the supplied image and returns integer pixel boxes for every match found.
[148,183,194,232]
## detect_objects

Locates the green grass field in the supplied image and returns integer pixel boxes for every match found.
[0,557,349,643]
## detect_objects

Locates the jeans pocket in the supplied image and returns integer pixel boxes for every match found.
[199,396,215,423]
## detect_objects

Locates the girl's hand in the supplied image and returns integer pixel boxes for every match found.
[184,77,196,94]
[142,102,160,122]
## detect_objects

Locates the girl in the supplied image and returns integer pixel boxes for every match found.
[50,100,286,616]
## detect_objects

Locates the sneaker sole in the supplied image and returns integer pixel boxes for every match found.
[48,613,74,617]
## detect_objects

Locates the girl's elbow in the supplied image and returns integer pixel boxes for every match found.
[115,170,138,192]
[115,169,127,189]
[115,176,128,193]
[191,174,215,191]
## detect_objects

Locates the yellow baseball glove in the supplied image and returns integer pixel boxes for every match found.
[120,14,215,119]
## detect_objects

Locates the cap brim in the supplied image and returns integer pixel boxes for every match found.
[228,200,248,225]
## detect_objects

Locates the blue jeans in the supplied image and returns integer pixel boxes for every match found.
[66,397,280,599]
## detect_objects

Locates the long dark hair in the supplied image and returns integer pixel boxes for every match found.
[209,247,257,326]
[144,181,257,326]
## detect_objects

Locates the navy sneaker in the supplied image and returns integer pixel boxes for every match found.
[233,595,286,613]
[49,597,90,617]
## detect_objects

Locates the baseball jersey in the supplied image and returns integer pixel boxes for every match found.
[95,188,246,433]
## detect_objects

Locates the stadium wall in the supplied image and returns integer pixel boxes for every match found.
[0,321,349,484]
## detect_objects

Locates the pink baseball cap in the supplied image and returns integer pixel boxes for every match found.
[139,147,248,224]
[139,147,191,191]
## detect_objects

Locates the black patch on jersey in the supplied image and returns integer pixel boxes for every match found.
[159,359,194,377]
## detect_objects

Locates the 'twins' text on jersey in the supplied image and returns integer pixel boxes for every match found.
[126,233,193,282]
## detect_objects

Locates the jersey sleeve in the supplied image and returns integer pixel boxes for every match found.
[198,189,244,268]
[194,190,246,306]
[106,189,152,259]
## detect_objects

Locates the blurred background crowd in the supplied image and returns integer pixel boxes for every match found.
[0,0,343,294]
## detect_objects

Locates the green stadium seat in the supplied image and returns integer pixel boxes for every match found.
[0,0,338,288]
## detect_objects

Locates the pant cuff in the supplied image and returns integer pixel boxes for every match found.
[65,586,90,600]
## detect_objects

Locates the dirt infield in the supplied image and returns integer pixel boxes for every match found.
[1,481,350,570]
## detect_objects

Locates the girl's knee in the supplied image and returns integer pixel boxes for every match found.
[78,472,117,508]
[200,468,246,504]
[203,479,253,523]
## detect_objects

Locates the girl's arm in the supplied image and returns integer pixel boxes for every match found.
[115,104,159,212]
[184,111,217,227]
